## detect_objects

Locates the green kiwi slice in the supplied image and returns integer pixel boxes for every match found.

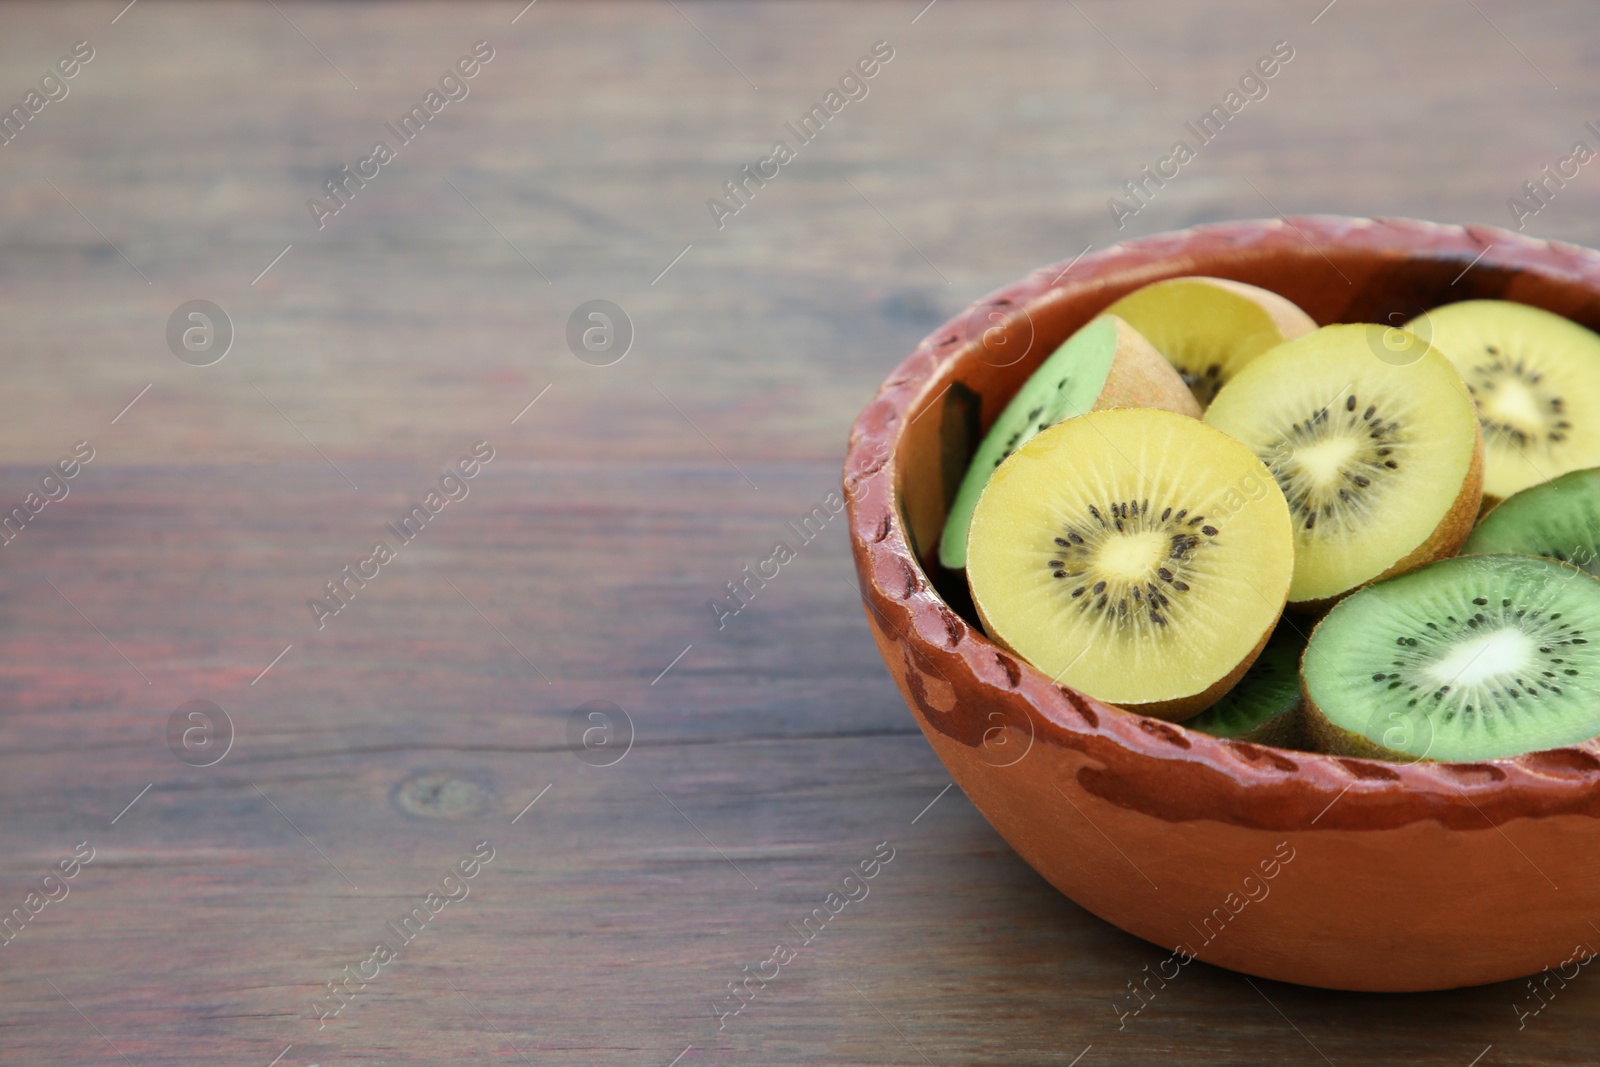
[1463,467,1600,577]
[937,314,1198,570]
[1303,554,1600,761]
[1407,300,1600,502]
[1185,624,1306,746]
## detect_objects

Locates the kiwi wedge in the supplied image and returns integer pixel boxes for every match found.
[1204,324,1483,608]
[1407,300,1600,503]
[966,407,1294,720]
[937,314,1200,571]
[1304,555,1600,761]
[1463,467,1600,576]
[1184,624,1307,746]
[1105,276,1317,406]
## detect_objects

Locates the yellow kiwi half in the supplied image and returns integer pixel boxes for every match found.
[1105,276,1317,407]
[966,407,1294,720]
[1407,300,1600,503]
[1204,324,1483,609]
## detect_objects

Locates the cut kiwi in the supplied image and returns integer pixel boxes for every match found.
[1105,276,1317,406]
[1184,623,1307,746]
[1304,554,1600,762]
[1407,300,1600,503]
[965,407,1294,720]
[1463,467,1600,577]
[937,314,1200,571]
[1204,324,1483,608]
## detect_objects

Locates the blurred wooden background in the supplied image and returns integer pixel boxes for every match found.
[0,1,1596,1064]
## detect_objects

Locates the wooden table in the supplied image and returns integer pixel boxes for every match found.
[1,1,1596,1063]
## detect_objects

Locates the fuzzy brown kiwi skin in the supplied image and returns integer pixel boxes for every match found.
[1093,318,1204,419]
[1289,423,1486,616]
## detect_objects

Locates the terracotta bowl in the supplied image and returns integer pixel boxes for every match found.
[843,216,1600,992]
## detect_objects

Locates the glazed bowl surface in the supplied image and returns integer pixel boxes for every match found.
[843,215,1600,992]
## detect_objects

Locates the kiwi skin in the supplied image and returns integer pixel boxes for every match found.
[1289,422,1486,616]
[1095,317,1205,418]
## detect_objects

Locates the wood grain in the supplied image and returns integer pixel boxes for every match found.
[0,1,1597,1063]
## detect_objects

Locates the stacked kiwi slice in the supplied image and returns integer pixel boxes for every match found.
[946,280,1600,762]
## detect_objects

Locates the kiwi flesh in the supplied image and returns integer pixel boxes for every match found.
[1407,300,1600,503]
[938,315,1200,570]
[1105,276,1317,406]
[1184,623,1307,746]
[1204,324,1483,608]
[965,407,1294,720]
[1304,554,1600,761]
[1463,467,1600,577]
